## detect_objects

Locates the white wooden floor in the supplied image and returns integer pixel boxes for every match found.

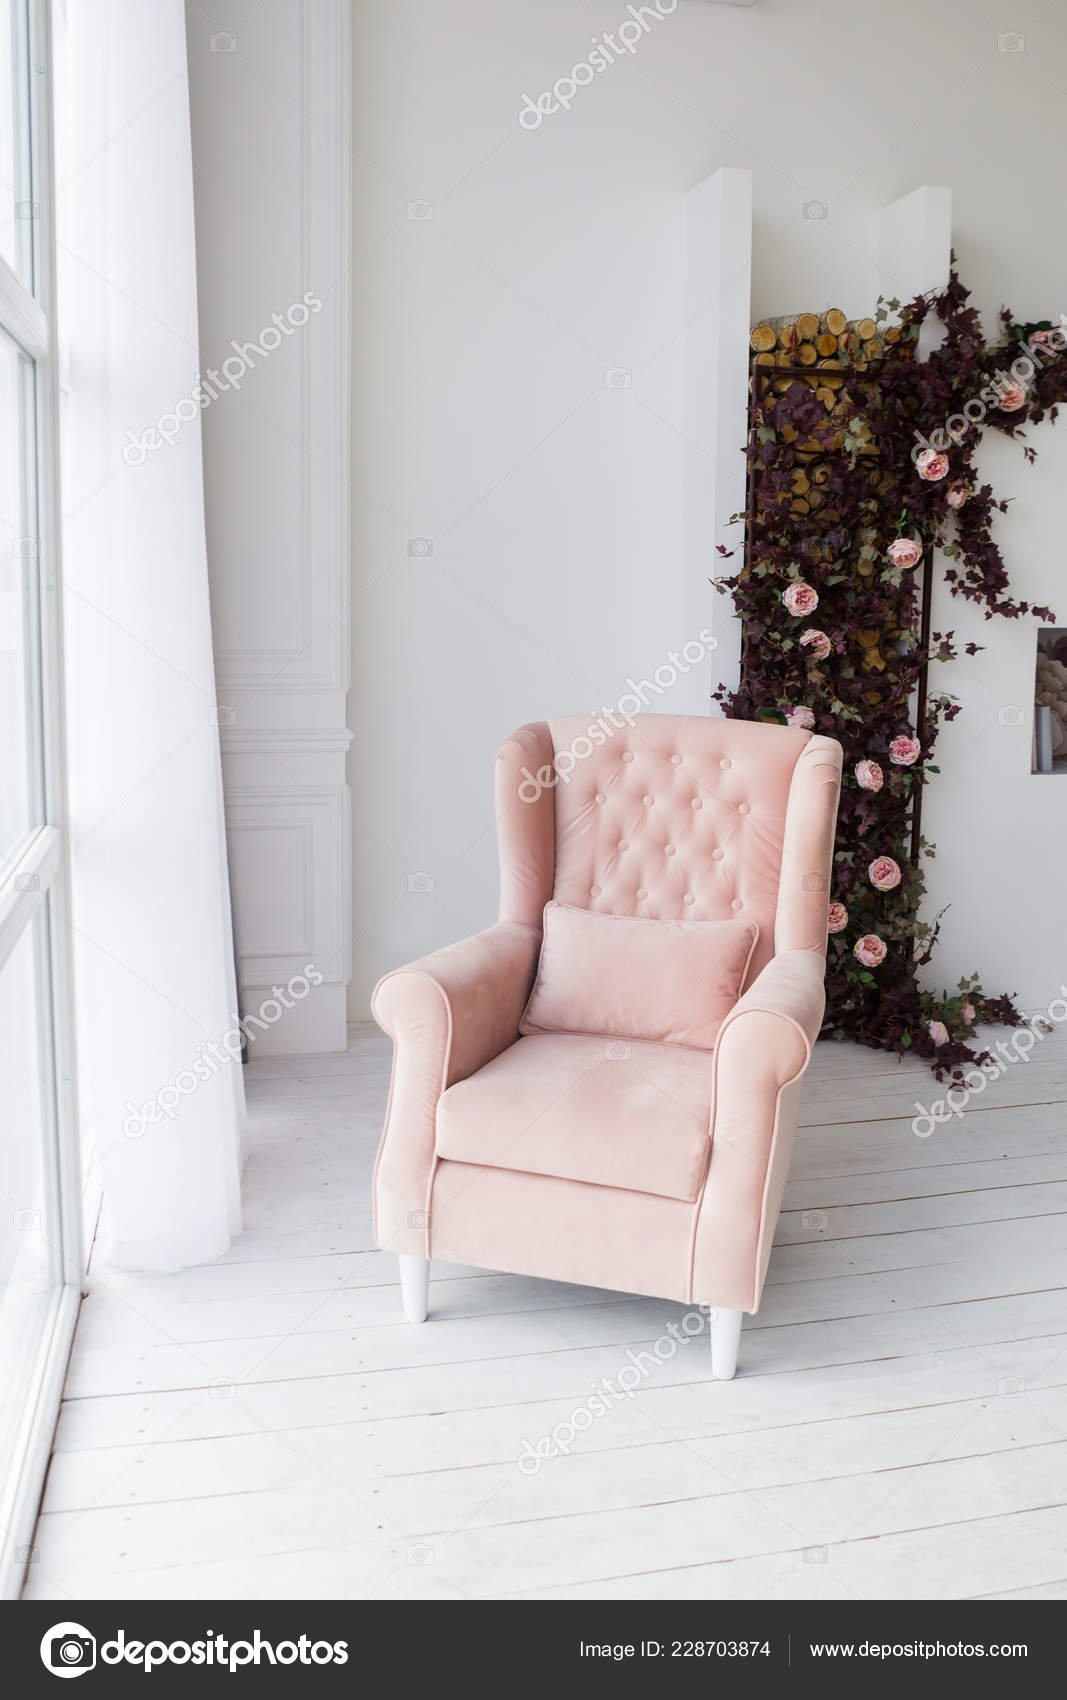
[25,1024,1067,1601]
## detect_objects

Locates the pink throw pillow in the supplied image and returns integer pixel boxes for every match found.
[520,901,759,1051]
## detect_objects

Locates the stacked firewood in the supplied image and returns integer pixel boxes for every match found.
[749,309,903,368]
[748,309,905,462]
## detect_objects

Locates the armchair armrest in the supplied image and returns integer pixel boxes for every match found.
[716,946,827,1078]
[371,922,540,1253]
[690,948,827,1314]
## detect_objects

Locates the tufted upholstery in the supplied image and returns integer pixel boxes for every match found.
[494,714,839,983]
[372,713,842,1340]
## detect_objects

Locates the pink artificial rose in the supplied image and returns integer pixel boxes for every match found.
[800,628,831,661]
[854,759,883,792]
[916,448,949,481]
[869,855,902,892]
[928,1019,950,1047]
[946,481,969,509]
[962,1001,976,1024]
[827,901,848,934]
[1029,329,1057,351]
[889,735,921,766]
[787,705,815,729]
[996,379,1027,412]
[783,581,819,616]
[854,933,887,967]
[887,536,922,570]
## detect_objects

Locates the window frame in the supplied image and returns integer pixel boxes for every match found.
[0,0,82,1602]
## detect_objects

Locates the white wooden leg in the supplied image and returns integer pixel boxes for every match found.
[398,1253,429,1324]
[710,1307,743,1379]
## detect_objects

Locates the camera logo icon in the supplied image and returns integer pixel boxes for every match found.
[997,704,1024,726]
[802,200,829,221]
[41,1623,96,1678]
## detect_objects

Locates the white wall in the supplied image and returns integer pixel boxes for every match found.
[349,0,1067,1014]
[923,422,1067,1008]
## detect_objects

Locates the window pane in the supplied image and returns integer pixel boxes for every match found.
[0,0,32,283]
[0,329,41,876]
[0,918,59,1486]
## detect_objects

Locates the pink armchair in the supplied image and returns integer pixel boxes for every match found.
[371,714,842,1377]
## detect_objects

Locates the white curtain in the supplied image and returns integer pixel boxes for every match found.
[55,0,245,1270]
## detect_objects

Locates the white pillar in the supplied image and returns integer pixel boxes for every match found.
[876,186,952,359]
[682,167,753,713]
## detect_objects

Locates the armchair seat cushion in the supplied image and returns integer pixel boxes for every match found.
[435,1033,714,1203]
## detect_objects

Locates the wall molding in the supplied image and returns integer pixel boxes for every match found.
[220,727,355,756]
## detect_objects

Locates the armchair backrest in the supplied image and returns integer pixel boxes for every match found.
[495,714,842,986]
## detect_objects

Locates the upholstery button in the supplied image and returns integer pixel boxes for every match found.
[670,754,682,766]
[691,798,702,810]
[622,751,634,763]
[731,898,743,910]
[591,884,601,897]
[738,802,750,814]
[720,758,732,771]
[595,792,605,805]
[643,794,654,806]
[683,893,695,905]
[636,887,647,900]
[664,844,675,856]
[712,848,725,861]
[618,839,629,852]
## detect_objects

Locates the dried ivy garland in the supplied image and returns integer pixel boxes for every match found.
[714,270,1061,1079]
